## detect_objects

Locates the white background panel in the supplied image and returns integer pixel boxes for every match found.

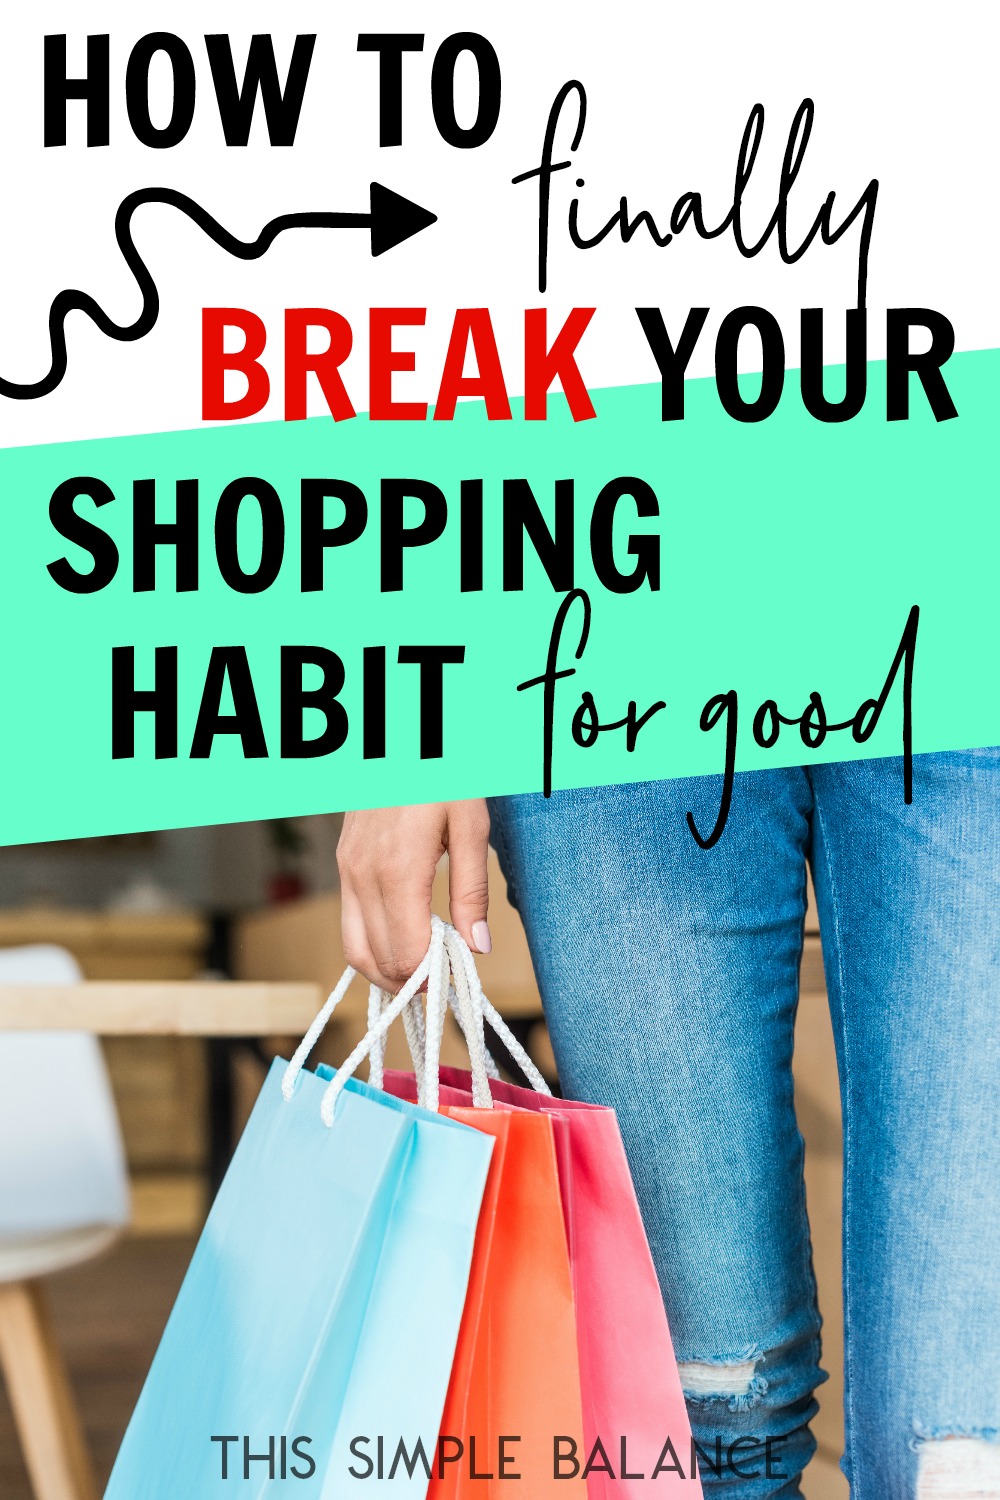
[0,1,995,444]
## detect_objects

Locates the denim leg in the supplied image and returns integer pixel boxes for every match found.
[811,749,1000,1500]
[489,773,826,1497]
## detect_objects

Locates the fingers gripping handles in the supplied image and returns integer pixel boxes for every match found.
[281,917,508,1126]
[368,923,552,1101]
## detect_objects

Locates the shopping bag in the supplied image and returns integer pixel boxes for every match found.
[104,937,494,1500]
[384,925,702,1497]
[375,926,588,1498]
[438,1071,701,1496]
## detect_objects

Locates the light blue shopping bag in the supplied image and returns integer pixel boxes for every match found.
[104,946,494,1500]
[312,1071,490,1495]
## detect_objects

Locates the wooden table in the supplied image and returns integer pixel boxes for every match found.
[0,981,323,1036]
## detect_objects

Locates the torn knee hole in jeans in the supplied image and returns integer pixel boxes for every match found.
[677,1353,767,1411]
[916,1432,1000,1498]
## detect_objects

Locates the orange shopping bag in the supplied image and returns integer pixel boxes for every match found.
[384,1069,587,1498]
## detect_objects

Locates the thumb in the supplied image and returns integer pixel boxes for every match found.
[446,800,492,955]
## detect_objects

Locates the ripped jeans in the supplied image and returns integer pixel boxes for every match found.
[488,750,1000,1498]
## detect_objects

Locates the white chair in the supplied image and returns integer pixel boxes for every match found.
[0,945,130,1500]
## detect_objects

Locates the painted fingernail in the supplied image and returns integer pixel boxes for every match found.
[471,920,492,955]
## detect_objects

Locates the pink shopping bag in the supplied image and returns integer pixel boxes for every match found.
[385,1064,702,1497]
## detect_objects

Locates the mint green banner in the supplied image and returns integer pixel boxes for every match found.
[0,351,996,845]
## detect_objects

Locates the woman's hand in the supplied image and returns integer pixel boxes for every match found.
[337,800,492,992]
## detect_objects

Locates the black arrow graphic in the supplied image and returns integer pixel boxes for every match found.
[0,181,438,401]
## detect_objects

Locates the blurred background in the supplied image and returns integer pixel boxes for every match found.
[0,815,847,1499]
[0,817,343,1237]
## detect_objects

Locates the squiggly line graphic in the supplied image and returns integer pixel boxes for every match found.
[0,181,437,401]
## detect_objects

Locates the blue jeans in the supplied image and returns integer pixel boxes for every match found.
[488,750,1000,1499]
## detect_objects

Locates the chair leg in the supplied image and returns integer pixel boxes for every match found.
[0,1279,99,1500]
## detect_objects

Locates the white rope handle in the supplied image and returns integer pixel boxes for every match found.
[318,916,499,1124]
[443,925,552,1096]
[420,915,451,1110]
[435,923,493,1110]
[281,926,441,1124]
[280,916,541,1129]
[448,985,503,1082]
[281,964,359,1101]
[367,984,428,1099]
[401,998,427,1095]
[476,994,552,1096]
[369,981,500,1094]
[317,921,446,1126]
[365,924,502,1105]
[366,925,551,1098]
